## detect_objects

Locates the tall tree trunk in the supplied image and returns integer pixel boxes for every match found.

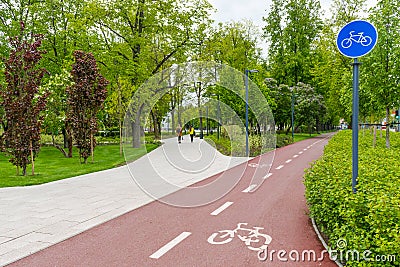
[132,105,143,148]
[373,126,376,148]
[386,106,390,148]
[30,140,34,176]
[22,164,27,176]
[67,124,73,158]
[91,133,94,163]
[178,100,182,126]
[117,78,123,157]
[132,121,141,148]
[157,120,162,139]
[171,109,175,135]
[198,97,203,138]
[52,133,68,157]
[119,119,123,156]
[285,124,292,135]
[151,110,160,140]
[62,127,68,149]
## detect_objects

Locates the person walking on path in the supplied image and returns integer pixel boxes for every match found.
[176,124,183,143]
[189,126,195,143]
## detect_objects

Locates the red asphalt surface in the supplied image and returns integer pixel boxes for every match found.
[9,133,336,267]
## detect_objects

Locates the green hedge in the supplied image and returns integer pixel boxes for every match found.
[305,130,400,266]
[276,134,293,148]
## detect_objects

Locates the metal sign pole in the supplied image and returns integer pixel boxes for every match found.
[352,58,360,193]
[337,20,377,194]
[398,106,400,132]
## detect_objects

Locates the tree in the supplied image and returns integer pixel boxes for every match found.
[201,21,265,135]
[306,0,370,127]
[0,23,49,176]
[41,69,74,157]
[363,0,400,148]
[66,50,108,163]
[90,0,213,147]
[264,78,292,131]
[106,76,134,155]
[293,82,326,134]
[263,0,322,86]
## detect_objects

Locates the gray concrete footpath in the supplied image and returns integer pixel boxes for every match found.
[0,136,249,266]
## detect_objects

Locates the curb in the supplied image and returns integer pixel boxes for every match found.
[311,218,344,267]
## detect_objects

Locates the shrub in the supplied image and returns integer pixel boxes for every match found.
[304,130,400,266]
[276,134,293,148]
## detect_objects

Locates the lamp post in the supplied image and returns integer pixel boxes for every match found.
[396,99,400,133]
[206,106,209,136]
[208,91,221,139]
[217,93,221,139]
[245,69,258,157]
[194,81,204,139]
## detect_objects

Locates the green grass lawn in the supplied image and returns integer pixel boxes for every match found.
[292,133,321,142]
[0,144,158,188]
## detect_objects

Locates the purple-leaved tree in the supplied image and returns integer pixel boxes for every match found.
[66,51,108,164]
[0,22,49,176]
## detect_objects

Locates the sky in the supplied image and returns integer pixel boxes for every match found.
[207,0,378,55]
[208,0,379,25]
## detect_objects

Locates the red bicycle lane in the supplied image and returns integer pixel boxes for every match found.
[9,133,337,267]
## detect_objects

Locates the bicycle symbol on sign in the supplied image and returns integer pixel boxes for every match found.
[207,223,272,251]
[341,31,373,49]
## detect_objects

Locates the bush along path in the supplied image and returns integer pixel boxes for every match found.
[304,130,399,266]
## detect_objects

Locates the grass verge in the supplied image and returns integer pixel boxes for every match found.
[205,132,325,156]
[0,144,158,188]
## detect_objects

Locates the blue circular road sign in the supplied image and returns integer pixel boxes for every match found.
[337,20,378,58]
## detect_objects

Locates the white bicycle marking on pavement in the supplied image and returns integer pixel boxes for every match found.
[207,223,272,252]
[248,163,271,168]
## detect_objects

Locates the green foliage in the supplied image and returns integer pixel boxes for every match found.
[205,134,232,156]
[276,134,293,148]
[265,78,292,130]
[305,130,400,266]
[41,69,74,135]
[362,1,400,148]
[293,82,326,133]
[144,135,162,146]
[66,51,108,163]
[0,144,159,187]
[263,0,323,86]
[0,27,49,176]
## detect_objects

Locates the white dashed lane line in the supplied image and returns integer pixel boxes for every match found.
[211,202,234,216]
[150,232,192,259]
[276,165,284,170]
[299,151,303,154]
[242,184,258,193]
[285,159,292,163]
[293,155,299,158]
